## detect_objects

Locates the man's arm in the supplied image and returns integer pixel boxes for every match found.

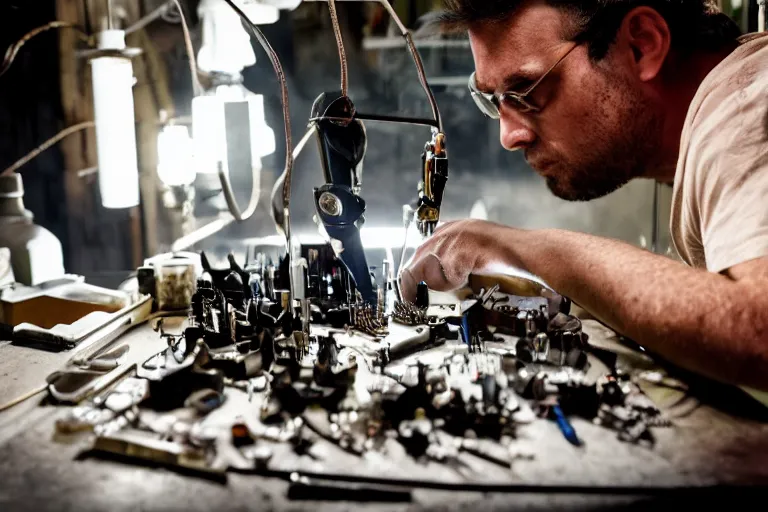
[401,220,768,390]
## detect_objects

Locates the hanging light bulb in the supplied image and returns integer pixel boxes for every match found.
[192,85,275,175]
[157,125,196,187]
[90,29,140,208]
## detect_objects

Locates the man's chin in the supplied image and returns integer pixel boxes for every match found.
[544,176,621,202]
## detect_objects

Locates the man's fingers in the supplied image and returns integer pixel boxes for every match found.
[400,252,462,302]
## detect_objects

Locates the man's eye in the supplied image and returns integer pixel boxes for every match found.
[500,95,524,109]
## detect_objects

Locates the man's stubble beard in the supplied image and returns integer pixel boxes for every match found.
[545,71,664,202]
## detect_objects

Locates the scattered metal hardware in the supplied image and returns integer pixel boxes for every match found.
[352,303,388,337]
[90,427,224,476]
[392,301,427,326]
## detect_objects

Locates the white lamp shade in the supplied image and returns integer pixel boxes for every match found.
[157,125,196,186]
[91,55,139,209]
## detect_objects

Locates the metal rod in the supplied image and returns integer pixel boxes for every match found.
[107,0,114,30]
[125,0,173,35]
[171,215,236,252]
[309,113,439,128]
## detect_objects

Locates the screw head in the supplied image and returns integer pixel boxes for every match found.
[318,192,342,217]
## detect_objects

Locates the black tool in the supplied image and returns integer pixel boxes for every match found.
[287,473,412,502]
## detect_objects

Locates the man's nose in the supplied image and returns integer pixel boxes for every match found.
[499,111,536,151]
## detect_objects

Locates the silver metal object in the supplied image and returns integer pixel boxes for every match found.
[534,333,550,362]
[106,0,114,30]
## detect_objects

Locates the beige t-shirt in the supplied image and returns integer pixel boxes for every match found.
[670,33,768,273]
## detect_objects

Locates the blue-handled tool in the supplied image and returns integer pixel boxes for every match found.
[551,404,582,447]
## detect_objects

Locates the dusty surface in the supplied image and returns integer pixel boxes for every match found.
[0,318,767,511]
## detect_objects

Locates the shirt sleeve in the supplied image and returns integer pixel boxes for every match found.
[695,74,768,274]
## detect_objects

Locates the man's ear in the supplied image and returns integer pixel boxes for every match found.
[618,7,671,82]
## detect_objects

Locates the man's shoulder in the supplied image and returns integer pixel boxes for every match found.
[690,33,768,122]
[671,33,768,272]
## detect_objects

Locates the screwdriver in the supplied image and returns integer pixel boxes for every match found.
[551,403,582,447]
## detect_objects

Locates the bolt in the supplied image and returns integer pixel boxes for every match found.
[318,192,342,216]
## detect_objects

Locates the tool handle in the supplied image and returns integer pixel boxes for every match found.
[552,404,581,446]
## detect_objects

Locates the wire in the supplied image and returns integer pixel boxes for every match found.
[303,0,442,132]
[0,21,91,79]
[403,32,442,132]
[221,0,294,236]
[269,124,319,247]
[170,0,203,97]
[126,0,174,35]
[326,0,349,97]
[374,0,442,132]
[0,384,47,413]
[0,121,95,177]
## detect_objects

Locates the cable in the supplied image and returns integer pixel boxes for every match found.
[270,125,319,236]
[403,32,442,132]
[374,0,442,132]
[0,121,95,177]
[0,384,47,413]
[0,21,91,79]
[170,0,203,97]
[304,0,442,132]
[327,0,349,97]
[221,0,294,235]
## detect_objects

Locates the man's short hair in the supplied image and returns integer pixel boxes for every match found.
[441,0,742,59]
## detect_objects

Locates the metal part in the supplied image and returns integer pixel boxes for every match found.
[47,363,137,405]
[392,301,427,326]
[318,191,342,217]
[415,131,448,236]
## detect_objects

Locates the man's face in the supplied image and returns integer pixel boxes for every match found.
[469,2,664,201]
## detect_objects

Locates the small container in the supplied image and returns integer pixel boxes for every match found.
[155,259,197,311]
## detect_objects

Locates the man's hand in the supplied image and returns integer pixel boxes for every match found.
[400,219,523,302]
[401,221,768,391]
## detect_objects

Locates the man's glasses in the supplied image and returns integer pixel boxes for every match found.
[468,43,580,119]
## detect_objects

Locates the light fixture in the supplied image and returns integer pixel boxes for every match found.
[157,125,196,186]
[90,29,141,208]
[192,93,227,175]
[192,84,275,175]
[197,0,280,76]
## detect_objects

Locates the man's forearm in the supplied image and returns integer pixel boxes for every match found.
[510,228,768,389]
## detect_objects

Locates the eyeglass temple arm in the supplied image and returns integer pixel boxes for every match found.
[520,43,579,96]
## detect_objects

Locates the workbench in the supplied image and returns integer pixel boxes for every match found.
[1,316,767,511]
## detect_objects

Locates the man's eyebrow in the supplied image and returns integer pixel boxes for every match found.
[501,71,537,91]
[475,71,535,94]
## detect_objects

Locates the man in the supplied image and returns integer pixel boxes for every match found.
[401,0,768,391]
